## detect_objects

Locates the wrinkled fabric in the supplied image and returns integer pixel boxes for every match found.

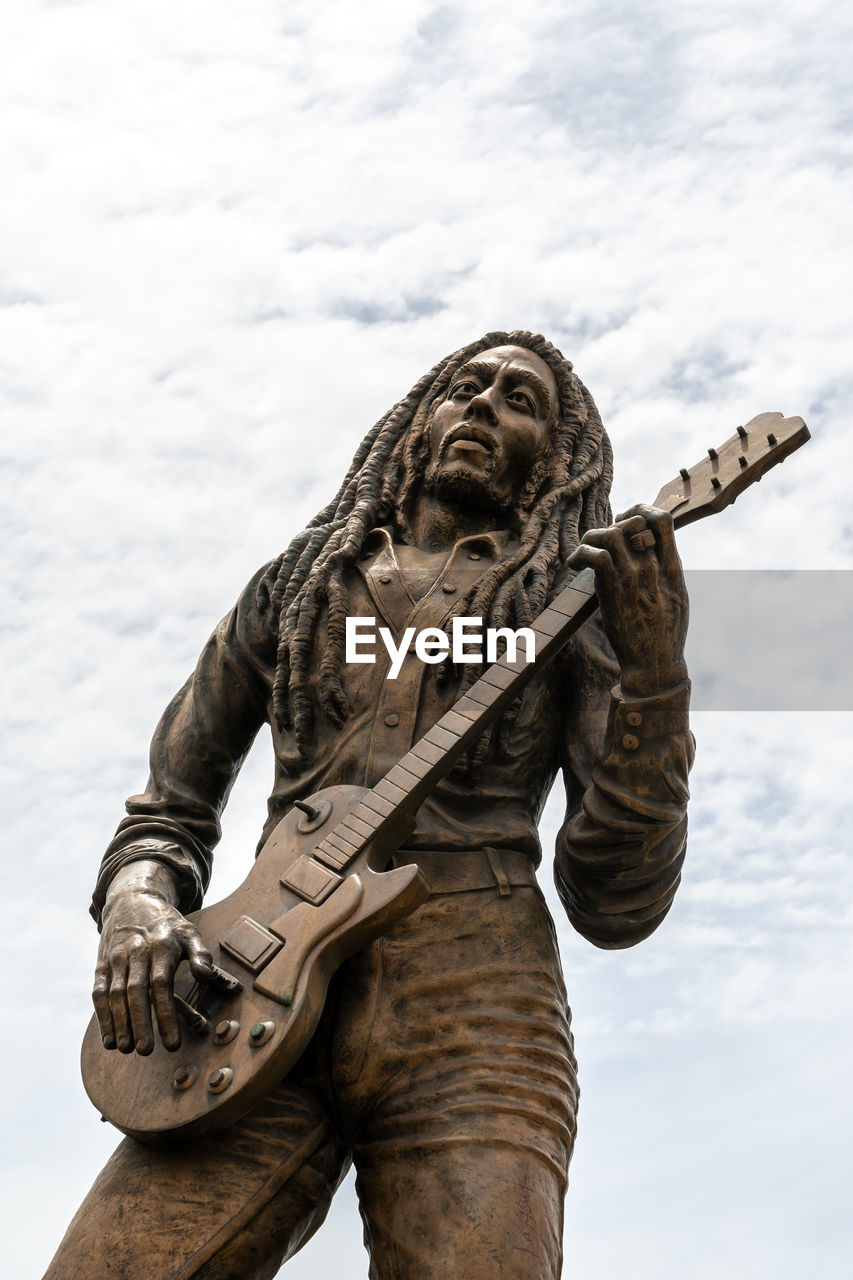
[64,528,694,1278]
[49,886,575,1279]
[92,530,694,949]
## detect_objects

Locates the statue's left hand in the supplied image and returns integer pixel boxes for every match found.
[567,504,689,698]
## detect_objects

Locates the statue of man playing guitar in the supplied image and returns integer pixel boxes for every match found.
[46,330,694,1280]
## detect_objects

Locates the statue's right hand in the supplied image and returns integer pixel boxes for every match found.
[92,887,236,1056]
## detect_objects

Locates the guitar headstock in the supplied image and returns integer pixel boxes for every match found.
[653,412,810,530]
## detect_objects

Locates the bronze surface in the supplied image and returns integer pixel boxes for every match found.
[49,334,808,1278]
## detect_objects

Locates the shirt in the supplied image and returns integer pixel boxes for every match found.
[92,528,694,949]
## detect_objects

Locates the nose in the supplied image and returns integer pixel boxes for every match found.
[464,387,499,425]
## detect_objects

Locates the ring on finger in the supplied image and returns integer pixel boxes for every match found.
[629,528,656,552]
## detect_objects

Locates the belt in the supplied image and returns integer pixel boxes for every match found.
[390,848,538,897]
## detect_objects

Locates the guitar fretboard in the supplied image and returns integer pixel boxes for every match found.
[310,567,598,873]
[306,408,811,876]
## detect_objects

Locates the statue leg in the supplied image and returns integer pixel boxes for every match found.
[356,1136,567,1280]
[333,882,578,1280]
[43,1078,350,1280]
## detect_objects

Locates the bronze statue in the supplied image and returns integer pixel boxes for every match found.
[47,331,696,1278]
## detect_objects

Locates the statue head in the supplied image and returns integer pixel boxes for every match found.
[268,330,613,754]
[421,344,559,518]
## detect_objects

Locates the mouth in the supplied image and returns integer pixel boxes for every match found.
[442,424,498,464]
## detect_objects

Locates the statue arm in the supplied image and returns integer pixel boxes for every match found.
[555,506,695,948]
[556,651,694,948]
[91,560,279,926]
[89,561,279,1053]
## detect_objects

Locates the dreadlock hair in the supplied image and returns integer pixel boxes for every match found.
[267,330,613,760]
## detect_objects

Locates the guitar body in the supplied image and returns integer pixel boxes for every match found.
[81,784,429,1144]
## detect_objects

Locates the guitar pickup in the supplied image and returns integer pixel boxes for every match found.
[255,874,364,1006]
[219,915,283,973]
[280,855,342,905]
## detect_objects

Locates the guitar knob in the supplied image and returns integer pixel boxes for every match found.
[173,1065,198,1091]
[207,1067,234,1094]
[214,1019,240,1044]
[249,1020,275,1047]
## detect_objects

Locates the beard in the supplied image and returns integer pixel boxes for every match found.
[422,456,513,515]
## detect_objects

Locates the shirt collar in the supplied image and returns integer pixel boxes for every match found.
[361,526,510,563]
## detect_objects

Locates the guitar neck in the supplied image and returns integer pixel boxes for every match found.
[308,409,810,876]
[310,567,600,873]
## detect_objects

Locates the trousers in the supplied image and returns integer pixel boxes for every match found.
[46,878,579,1280]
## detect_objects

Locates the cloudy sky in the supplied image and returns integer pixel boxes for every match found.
[2,1,851,1276]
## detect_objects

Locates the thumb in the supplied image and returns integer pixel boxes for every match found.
[184,930,242,992]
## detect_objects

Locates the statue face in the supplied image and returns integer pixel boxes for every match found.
[424,345,557,514]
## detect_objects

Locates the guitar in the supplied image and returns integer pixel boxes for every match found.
[81,411,810,1144]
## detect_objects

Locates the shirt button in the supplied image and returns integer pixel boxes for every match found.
[622,734,639,751]
[384,713,400,727]
[626,711,643,726]
[379,574,392,584]
[442,583,456,594]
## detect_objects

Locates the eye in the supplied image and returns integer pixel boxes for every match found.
[507,389,535,414]
[450,380,481,400]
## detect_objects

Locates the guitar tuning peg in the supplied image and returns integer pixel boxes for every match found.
[737,425,747,438]
[738,455,748,469]
[767,432,778,446]
[295,799,322,822]
[708,447,718,460]
[679,468,690,481]
[711,477,721,490]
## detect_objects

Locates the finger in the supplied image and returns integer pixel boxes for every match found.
[627,528,656,553]
[150,951,181,1052]
[92,964,116,1049]
[567,543,617,591]
[106,947,133,1053]
[614,512,649,536]
[185,936,242,993]
[175,995,213,1038]
[616,501,671,538]
[637,505,681,574]
[578,522,645,574]
[125,949,155,1056]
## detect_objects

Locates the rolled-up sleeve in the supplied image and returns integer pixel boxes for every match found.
[90,562,278,926]
[555,620,695,949]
